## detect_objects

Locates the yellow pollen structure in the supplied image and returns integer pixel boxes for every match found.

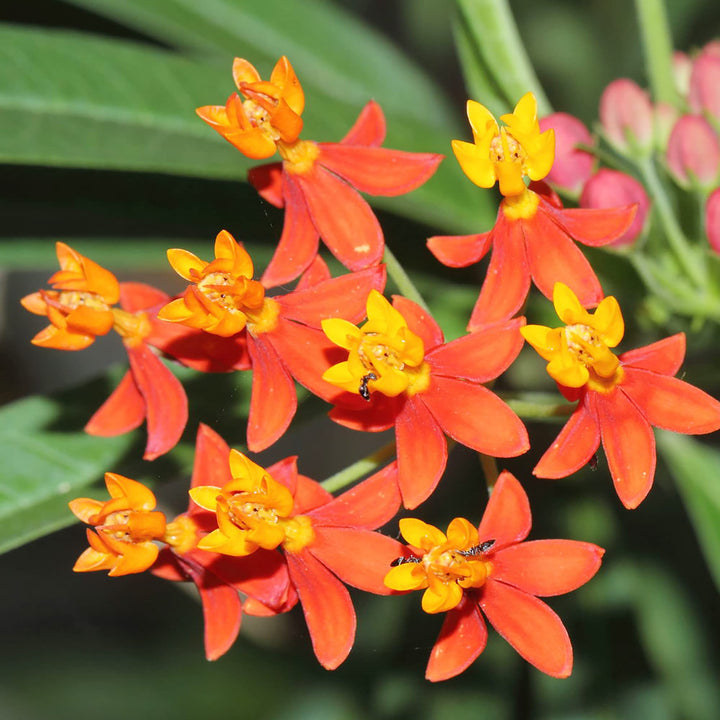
[243,99,278,138]
[521,283,625,392]
[58,290,110,313]
[111,308,152,346]
[384,517,492,614]
[322,290,431,399]
[278,138,320,175]
[163,515,199,555]
[100,508,167,544]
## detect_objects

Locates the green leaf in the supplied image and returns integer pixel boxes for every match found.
[454,0,551,115]
[0,393,133,554]
[0,22,491,231]
[656,431,720,592]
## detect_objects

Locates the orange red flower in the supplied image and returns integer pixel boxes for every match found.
[384,471,604,680]
[21,243,187,460]
[159,230,385,451]
[522,283,720,508]
[189,432,403,669]
[197,57,443,286]
[321,290,529,508]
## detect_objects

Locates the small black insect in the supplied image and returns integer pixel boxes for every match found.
[457,539,495,557]
[358,372,377,401]
[588,453,599,471]
[390,555,422,567]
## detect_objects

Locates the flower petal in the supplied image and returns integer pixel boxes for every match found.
[84,371,145,437]
[119,282,170,313]
[426,232,493,268]
[546,202,637,247]
[294,165,384,271]
[468,218,530,329]
[317,144,442,196]
[480,580,573,678]
[261,172,320,287]
[246,335,297,452]
[340,100,386,146]
[248,161,285,208]
[427,317,525,382]
[395,397,447,509]
[621,368,720,434]
[526,208,603,307]
[425,597,488,682]
[126,342,188,460]
[620,333,686,375]
[285,549,356,670]
[491,540,604,596]
[190,424,232,491]
[309,462,401,529]
[533,402,600,479]
[477,471,531,548]
[422,377,529,458]
[310,527,406,593]
[594,389,656,509]
[391,295,444,350]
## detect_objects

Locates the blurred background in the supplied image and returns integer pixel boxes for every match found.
[1,1,720,719]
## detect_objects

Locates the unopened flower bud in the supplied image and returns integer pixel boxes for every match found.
[666,114,720,189]
[705,187,720,254]
[580,169,650,246]
[599,79,654,154]
[689,52,720,123]
[539,113,594,195]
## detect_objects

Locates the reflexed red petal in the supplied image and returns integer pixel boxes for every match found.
[422,377,529,457]
[318,144,442,196]
[426,232,493,268]
[85,370,145,437]
[295,255,331,291]
[265,456,299,495]
[594,389,656,509]
[340,100,386,146]
[396,397,447,509]
[180,558,242,661]
[190,423,232,491]
[119,282,169,313]
[309,462,401,529]
[391,295,444,350]
[292,473,333,515]
[526,208,603,307]
[262,172,319,288]
[468,219,530,329]
[310,527,406,593]
[620,333,686,375]
[477,471,531,548]
[533,403,600,479]
[265,318,347,403]
[295,166,384,271]
[248,162,285,207]
[621,368,720,434]
[546,201,637,247]
[126,343,188,460]
[150,547,186,582]
[328,393,401,432]
[286,549,356,669]
[246,335,297,452]
[426,597,487,682]
[491,540,604,597]
[277,265,386,327]
[480,580,573,678]
[427,317,525,382]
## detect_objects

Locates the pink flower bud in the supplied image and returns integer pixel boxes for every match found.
[700,40,720,58]
[599,79,654,154]
[689,52,720,122]
[673,51,692,97]
[666,115,720,188]
[580,169,650,247]
[538,113,594,194]
[654,102,679,150]
[706,187,720,254]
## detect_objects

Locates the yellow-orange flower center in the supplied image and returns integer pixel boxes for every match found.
[278,139,320,175]
[58,289,111,313]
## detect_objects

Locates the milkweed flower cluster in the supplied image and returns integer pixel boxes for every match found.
[21,51,720,681]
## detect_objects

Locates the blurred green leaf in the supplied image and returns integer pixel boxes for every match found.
[657,431,720,592]
[0,394,133,554]
[0,22,491,232]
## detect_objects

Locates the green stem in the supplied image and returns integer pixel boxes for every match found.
[637,156,707,289]
[455,0,551,115]
[503,393,575,421]
[634,0,678,104]
[321,441,396,493]
[383,245,430,311]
